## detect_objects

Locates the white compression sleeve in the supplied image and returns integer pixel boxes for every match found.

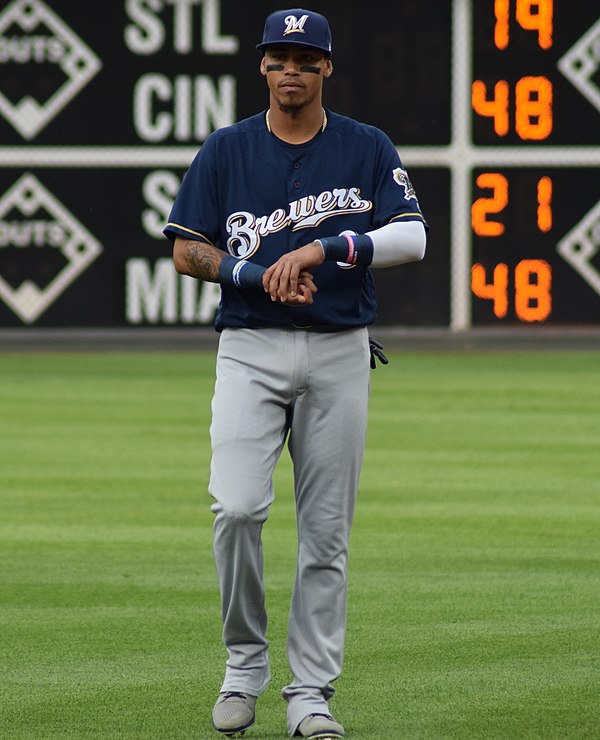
[366,220,427,267]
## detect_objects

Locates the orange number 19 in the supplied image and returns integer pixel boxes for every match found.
[495,0,553,49]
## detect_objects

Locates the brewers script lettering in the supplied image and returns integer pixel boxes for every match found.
[226,187,372,257]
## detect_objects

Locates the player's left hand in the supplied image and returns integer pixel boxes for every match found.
[263,242,324,303]
[278,271,318,305]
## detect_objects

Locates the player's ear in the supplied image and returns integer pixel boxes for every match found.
[260,55,268,77]
[323,58,333,78]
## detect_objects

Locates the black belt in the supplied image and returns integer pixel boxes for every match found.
[291,324,360,333]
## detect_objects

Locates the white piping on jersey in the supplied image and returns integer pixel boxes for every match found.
[165,223,214,244]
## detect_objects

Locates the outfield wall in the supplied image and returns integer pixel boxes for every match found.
[0,0,599,330]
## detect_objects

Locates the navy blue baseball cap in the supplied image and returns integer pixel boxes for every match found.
[257,9,332,57]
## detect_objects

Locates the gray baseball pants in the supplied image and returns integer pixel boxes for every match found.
[209,326,370,735]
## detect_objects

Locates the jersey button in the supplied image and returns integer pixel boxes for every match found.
[294,181,301,189]
[293,162,301,169]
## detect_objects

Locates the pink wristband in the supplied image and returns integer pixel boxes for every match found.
[343,234,356,264]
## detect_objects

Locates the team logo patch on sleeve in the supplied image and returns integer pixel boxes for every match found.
[393,167,417,201]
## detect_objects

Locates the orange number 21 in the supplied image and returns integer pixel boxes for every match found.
[472,173,553,235]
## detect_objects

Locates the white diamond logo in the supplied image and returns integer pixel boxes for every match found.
[0,0,102,139]
[556,200,600,297]
[0,174,103,323]
[557,17,600,114]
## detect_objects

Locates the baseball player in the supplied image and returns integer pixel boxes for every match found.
[164,8,427,738]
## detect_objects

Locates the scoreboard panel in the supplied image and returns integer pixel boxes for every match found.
[0,0,598,328]
[468,0,600,326]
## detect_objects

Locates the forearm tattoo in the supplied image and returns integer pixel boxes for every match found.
[184,241,223,281]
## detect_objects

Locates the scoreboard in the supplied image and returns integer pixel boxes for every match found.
[0,0,598,328]
[468,0,600,326]
[398,0,600,328]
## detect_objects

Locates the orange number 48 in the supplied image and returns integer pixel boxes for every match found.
[472,76,553,140]
[472,260,552,322]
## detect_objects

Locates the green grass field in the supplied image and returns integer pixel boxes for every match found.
[1,348,599,739]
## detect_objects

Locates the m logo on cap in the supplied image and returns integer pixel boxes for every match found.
[283,14,309,35]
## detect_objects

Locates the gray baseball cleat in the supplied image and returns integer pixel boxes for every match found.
[212,691,257,737]
[296,713,345,738]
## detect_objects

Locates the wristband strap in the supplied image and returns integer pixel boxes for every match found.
[318,234,374,265]
[218,255,266,290]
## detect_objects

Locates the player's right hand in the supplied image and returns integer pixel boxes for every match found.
[263,242,324,302]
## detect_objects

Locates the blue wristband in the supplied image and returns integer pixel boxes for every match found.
[218,255,266,290]
[318,234,374,265]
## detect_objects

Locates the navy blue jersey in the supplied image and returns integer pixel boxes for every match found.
[164,110,427,331]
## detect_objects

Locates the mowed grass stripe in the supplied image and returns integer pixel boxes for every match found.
[1,350,598,738]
